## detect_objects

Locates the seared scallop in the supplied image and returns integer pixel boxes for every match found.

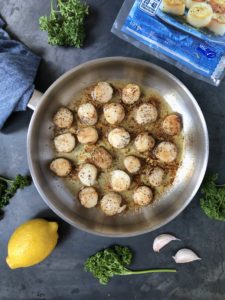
[135,103,158,125]
[108,128,130,149]
[185,0,205,9]
[124,156,141,174]
[53,107,74,129]
[78,163,97,186]
[133,186,153,206]
[92,147,113,169]
[79,187,98,208]
[103,103,125,125]
[149,167,165,187]
[187,3,213,28]
[134,132,155,152]
[161,0,185,15]
[100,192,126,216]
[154,141,178,163]
[122,84,141,105]
[162,114,182,136]
[111,170,131,192]
[50,158,72,177]
[78,103,98,125]
[92,82,113,103]
[207,13,225,35]
[209,0,225,13]
[54,133,76,153]
[77,127,98,144]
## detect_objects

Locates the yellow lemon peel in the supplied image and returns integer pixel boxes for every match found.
[6,219,58,269]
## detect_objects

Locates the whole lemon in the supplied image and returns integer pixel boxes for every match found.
[6,218,58,269]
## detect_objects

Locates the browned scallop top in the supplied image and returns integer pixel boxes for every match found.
[53,81,184,212]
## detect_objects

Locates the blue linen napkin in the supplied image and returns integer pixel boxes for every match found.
[0,18,41,129]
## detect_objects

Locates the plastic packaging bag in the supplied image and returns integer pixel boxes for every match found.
[111,0,225,86]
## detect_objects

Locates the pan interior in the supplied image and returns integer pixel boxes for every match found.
[28,58,208,237]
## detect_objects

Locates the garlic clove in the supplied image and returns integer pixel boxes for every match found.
[173,248,201,264]
[153,234,180,252]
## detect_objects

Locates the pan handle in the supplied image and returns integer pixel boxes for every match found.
[27,89,43,111]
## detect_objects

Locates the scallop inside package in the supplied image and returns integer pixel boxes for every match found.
[112,0,225,86]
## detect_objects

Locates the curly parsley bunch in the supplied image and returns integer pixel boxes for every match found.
[200,173,225,221]
[0,175,31,209]
[39,0,89,48]
[85,245,176,285]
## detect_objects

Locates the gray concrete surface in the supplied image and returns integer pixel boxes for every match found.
[0,1,225,299]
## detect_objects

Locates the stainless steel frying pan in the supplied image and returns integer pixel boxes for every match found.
[27,57,209,237]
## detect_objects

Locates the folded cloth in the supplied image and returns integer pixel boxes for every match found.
[0,18,41,129]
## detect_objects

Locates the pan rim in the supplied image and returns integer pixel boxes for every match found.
[27,56,209,237]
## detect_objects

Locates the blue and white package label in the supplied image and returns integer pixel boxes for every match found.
[122,0,225,80]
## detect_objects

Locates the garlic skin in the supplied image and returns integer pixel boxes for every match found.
[153,234,180,252]
[173,248,201,263]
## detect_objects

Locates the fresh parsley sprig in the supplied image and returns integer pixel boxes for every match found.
[84,245,176,285]
[0,175,31,209]
[200,173,225,221]
[39,0,89,48]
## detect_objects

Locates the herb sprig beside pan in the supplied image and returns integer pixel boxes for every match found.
[200,173,225,221]
[85,245,176,285]
[0,174,31,212]
[39,0,89,48]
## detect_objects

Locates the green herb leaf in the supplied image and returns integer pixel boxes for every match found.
[84,245,176,285]
[0,175,31,210]
[200,173,225,221]
[113,245,132,266]
[39,0,89,48]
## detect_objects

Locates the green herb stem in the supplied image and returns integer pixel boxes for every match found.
[122,269,176,275]
[0,176,13,184]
